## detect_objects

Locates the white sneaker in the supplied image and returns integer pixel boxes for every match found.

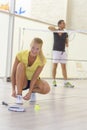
[30,93,36,102]
[16,95,23,104]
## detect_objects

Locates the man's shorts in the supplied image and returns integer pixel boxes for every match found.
[52,50,67,63]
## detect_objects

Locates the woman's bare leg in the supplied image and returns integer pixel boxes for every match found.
[32,79,50,94]
[16,63,27,95]
[23,79,50,100]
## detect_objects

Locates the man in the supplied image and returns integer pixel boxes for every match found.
[48,20,74,87]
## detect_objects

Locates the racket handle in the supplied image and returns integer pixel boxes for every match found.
[2,101,8,106]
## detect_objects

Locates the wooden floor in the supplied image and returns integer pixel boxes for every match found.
[0,79,87,130]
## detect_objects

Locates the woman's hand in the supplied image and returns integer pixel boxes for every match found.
[23,92,31,100]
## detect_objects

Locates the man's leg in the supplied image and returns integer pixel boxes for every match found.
[61,63,67,80]
[52,63,58,86]
[61,63,74,88]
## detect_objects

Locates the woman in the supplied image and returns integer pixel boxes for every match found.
[11,37,50,104]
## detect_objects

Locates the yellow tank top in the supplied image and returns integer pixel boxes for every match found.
[16,50,46,80]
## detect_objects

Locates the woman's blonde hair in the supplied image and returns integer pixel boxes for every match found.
[30,37,46,65]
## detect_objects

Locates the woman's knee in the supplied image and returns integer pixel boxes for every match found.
[17,62,25,72]
[34,79,50,94]
[42,82,50,94]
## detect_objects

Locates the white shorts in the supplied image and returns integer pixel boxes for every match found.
[52,50,67,63]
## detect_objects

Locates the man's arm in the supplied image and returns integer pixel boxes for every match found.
[65,38,69,47]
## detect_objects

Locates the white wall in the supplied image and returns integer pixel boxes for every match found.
[0,13,9,77]
[15,0,68,24]
[67,33,87,78]
[67,0,87,30]
[31,0,68,24]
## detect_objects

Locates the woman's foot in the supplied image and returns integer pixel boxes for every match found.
[30,93,36,102]
[16,95,23,104]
